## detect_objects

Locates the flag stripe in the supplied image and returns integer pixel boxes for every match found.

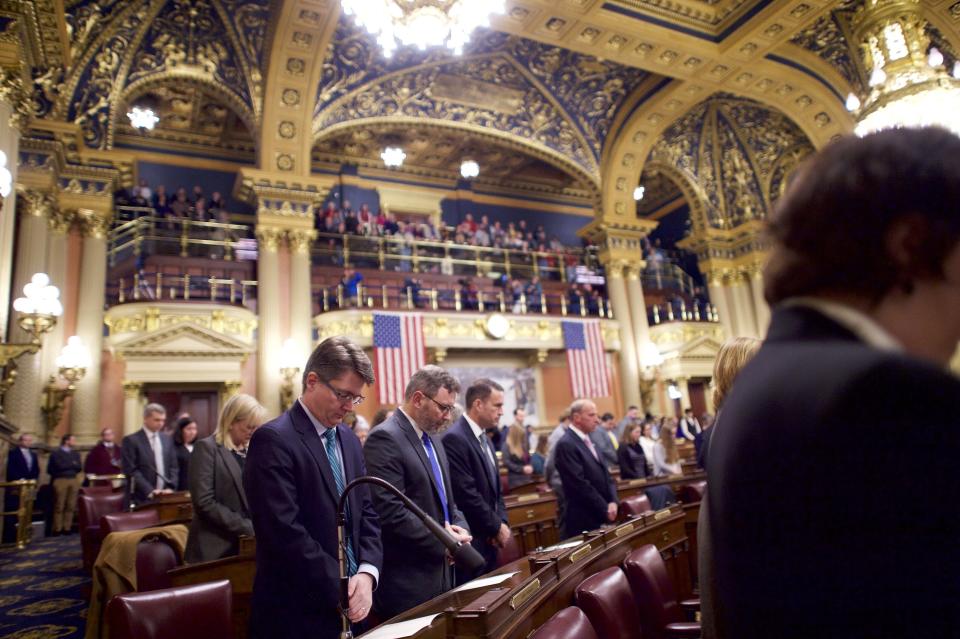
[562,319,610,399]
[374,312,425,405]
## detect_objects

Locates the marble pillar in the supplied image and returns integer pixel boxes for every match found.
[624,264,652,347]
[749,268,771,337]
[70,215,110,445]
[257,228,283,417]
[675,376,691,414]
[0,100,20,344]
[604,265,642,411]
[122,381,144,437]
[730,276,759,338]
[707,278,734,340]
[288,230,316,358]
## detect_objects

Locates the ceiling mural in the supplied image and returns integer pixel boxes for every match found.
[47,0,269,150]
[315,19,659,181]
[647,93,814,230]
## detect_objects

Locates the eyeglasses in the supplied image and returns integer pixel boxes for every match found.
[424,393,454,415]
[321,379,365,406]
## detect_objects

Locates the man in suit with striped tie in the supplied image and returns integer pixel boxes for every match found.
[364,366,472,620]
[244,337,382,639]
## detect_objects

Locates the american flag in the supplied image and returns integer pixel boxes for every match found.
[373,313,425,405]
[562,319,610,398]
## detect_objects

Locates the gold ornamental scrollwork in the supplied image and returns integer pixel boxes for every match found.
[122,381,143,399]
[604,259,628,279]
[286,229,317,255]
[77,210,112,239]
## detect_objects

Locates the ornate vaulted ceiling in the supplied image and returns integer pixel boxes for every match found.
[2,0,959,224]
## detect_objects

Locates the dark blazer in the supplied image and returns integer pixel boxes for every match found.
[442,416,508,577]
[589,428,619,468]
[364,410,468,620]
[185,436,252,564]
[501,435,531,488]
[554,428,617,539]
[617,442,648,480]
[174,443,192,494]
[121,429,179,504]
[244,401,382,639]
[707,306,960,638]
[47,448,81,479]
[5,447,39,482]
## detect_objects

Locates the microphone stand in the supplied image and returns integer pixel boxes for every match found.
[335,475,486,639]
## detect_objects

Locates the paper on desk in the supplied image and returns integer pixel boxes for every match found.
[540,539,583,552]
[452,570,520,593]
[360,613,441,639]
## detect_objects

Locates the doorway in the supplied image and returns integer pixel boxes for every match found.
[145,384,220,440]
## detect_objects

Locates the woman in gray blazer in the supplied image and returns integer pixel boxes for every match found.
[185,393,267,564]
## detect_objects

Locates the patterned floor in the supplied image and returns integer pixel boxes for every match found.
[0,535,88,639]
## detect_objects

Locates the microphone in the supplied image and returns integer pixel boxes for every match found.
[334,475,486,638]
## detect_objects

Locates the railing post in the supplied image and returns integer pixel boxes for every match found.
[478,290,485,311]
[561,295,568,316]
[505,250,512,277]
[498,291,506,313]
[531,252,538,278]
[378,238,386,270]
[180,220,190,257]
[431,289,438,311]
[520,292,527,315]
[118,278,125,304]
[653,305,660,324]
[337,284,344,309]
[357,283,364,309]
[455,289,462,311]
[210,277,218,302]
[693,303,701,321]
[343,235,351,267]
[406,287,413,310]
[667,303,674,321]
[578,294,586,317]
[381,284,388,309]
[322,287,330,312]
[155,272,163,300]
[133,273,141,301]
[183,274,191,300]
[680,299,687,321]
[225,232,234,261]
[540,292,547,315]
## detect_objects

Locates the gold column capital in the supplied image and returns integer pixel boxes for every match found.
[223,381,242,397]
[256,227,285,252]
[77,209,111,239]
[17,189,56,219]
[0,68,32,131]
[605,259,628,279]
[624,261,645,281]
[122,380,143,399]
[287,229,317,255]
[46,207,73,234]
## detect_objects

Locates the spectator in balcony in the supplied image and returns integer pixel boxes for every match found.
[524,276,543,312]
[152,185,170,216]
[402,277,422,308]
[341,267,363,307]
[138,179,152,201]
[358,203,374,235]
[474,222,490,247]
[491,221,505,244]
[510,278,524,313]
[191,185,204,204]
[340,199,353,217]
[382,212,399,236]
[464,212,477,233]
[170,188,190,221]
[344,210,360,235]
[460,277,480,311]
[567,283,583,315]
[130,185,149,207]
[209,191,225,215]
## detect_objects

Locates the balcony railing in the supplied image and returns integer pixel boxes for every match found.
[106,271,259,309]
[311,232,598,282]
[642,261,699,297]
[107,214,255,267]
[648,299,718,325]
[314,282,613,318]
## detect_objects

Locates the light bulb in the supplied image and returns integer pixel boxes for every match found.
[869,66,887,87]
[845,93,861,111]
[633,186,645,201]
[928,47,944,68]
[31,273,50,288]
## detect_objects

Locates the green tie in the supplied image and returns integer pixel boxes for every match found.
[323,429,358,575]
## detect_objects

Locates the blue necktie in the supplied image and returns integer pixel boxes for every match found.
[323,428,358,576]
[421,432,450,524]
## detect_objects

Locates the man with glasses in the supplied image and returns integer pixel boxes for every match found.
[364,365,472,620]
[244,336,383,639]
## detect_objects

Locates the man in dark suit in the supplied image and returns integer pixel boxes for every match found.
[244,337,381,638]
[442,378,511,580]
[706,128,960,638]
[554,399,617,540]
[3,433,40,543]
[121,403,178,506]
[364,365,471,620]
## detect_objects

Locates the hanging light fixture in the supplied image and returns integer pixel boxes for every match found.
[341,0,506,58]
[460,160,479,179]
[127,106,159,131]
[381,146,406,168]
[633,186,645,201]
[846,0,960,137]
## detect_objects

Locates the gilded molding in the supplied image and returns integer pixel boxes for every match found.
[286,229,316,255]
[255,227,284,252]
[122,380,143,399]
[76,210,111,239]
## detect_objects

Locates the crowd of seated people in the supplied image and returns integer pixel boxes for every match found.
[116,179,232,225]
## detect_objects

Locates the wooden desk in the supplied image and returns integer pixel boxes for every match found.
[360,505,692,639]
[135,491,193,522]
[505,493,560,553]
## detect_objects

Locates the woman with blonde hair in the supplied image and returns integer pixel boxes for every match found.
[185,393,267,563]
[502,423,534,488]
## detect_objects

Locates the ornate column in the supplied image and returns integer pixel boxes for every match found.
[624,261,652,347]
[288,229,317,355]
[256,228,283,417]
[41,210,72,395]
[729,272,759,338]
[122,381,144,437]
[675,376,691,413]
[604,261,642,410]
[0,102,20,343]
[70,212,111,444]
[706,272,734,340]
[749,266,771,336]
[4,191,53,435]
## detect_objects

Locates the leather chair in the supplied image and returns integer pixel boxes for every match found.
[623,544,701,639]
[101,510,160,535]
[496,533,523,567]
[106,579,234,639]
[79,492,125,571]
[619,493,653,520]
[79,485,115,496]
[529,606,600,639]
[574,566,643,639]
[135,533,182,592]
[679,481,706,503]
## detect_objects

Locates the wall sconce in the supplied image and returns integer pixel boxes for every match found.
[1,273,63,407]
[42,336,91,432]
[279,338,302,411]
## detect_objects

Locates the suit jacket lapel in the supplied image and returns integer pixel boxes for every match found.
[395,411,446,510]
[216,444,249,512]
[137,430,158,474]
[466,420,497,495]
[290,402,340,504]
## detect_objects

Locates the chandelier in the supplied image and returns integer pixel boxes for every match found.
[341,0,505,58]
[846,0,960,137]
